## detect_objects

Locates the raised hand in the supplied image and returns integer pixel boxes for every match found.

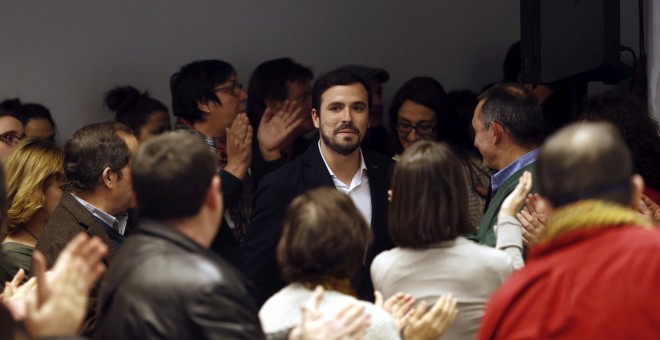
[403,294,458,340]
[499,171,532,219]
[225,113,253,180]
[289,286,370,340]
[375,291,415,331]
[517,193,548,246]
[23,233,107,338]
[257,101,304,161]
[637,194,660,225]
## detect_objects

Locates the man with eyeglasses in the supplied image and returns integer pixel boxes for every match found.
[0,111,25,162]
[170,60,300,267]
[470,83,544,247]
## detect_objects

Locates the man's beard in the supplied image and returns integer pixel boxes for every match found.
[320,123,361,156]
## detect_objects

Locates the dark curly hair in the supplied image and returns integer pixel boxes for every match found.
[581,92,660,190]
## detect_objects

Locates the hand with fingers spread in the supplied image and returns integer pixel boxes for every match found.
[637,194,660,225]
[23,233,108,338]
[403,294,458,340]
[225,113,253,180]
[258,101,304,161]
[517,193,548,247]
[2,268,37,320]
[289,286,370,340]
[375,291,415,331]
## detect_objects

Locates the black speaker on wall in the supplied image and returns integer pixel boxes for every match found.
[521,0,627,84]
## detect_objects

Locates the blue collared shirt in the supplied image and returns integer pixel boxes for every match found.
[71,194,128,235]
[491,148,541,194]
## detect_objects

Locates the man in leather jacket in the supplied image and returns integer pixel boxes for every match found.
[95,131,264,339]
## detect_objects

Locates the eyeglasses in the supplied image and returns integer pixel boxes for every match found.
[395,121,436,136]
[0,132,24,146]
[215,81,244,97]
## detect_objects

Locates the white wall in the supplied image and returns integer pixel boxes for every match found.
[0,1,647,141]
[0,0,520,140]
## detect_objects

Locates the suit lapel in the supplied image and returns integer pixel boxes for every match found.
[60,193,121,265]
[301,143,335,189]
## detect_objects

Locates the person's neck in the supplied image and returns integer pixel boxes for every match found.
[74,191,116,216]
[495,143,537,171]
[167,214,215,249]
[4,223,40,247]
[193,120,225,140]
[319,141,361,185]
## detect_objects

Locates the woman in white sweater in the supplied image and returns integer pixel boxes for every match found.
[259,188,401,339]
[371,141,516,340]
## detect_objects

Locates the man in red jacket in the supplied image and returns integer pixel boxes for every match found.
[478,122,660,339]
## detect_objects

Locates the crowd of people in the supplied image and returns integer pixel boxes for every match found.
[0,54,659,339]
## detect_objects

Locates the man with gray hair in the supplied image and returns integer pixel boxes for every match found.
[470,83,544,246]
[478,122,660,339]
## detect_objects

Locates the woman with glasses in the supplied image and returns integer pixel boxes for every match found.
[0,138,64,283]
[104,86,171,143]
[389,77,490,230]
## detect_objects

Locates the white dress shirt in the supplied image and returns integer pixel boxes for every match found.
[318,142,372,225]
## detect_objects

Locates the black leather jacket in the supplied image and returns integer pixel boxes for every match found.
[95,219,265,339]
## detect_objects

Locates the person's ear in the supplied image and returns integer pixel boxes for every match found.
[490,121,504,144]
[101,167,114,189]
[630,174,645,211]
[311,108,320,128]
[206,176,222,212]
[197,101,211,114]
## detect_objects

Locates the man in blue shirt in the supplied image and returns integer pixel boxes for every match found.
[470,84,544,247]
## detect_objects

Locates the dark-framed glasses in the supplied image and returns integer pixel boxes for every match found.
[215,81,243,97]
[0,132,24,146]
[395,121,436,137]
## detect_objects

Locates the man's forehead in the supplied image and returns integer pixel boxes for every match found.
[321,84,368,103]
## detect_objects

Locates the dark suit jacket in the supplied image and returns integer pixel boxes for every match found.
[241,144,394,306]
[33,192,122,336]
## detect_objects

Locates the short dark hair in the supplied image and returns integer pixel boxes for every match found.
[170,60,235,123]
[247,58,313,129]
[20,103,56,129]
[0,98,27,124]
[389,77,471,153]
[132,131,218,220]
[312,70,371,115]
[477,83,544,148]
[64,122,134,193]
[277,188,372,285]
[537,122,633,207]
[105,85,168,133]
[389,141,472,248]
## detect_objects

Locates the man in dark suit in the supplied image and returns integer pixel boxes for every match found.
[34,122,137,335]
[241,70,395,306]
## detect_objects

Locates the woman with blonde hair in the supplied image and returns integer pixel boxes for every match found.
[0,138,64,282]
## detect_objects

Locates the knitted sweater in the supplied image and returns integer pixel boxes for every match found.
[476,163,537,247]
